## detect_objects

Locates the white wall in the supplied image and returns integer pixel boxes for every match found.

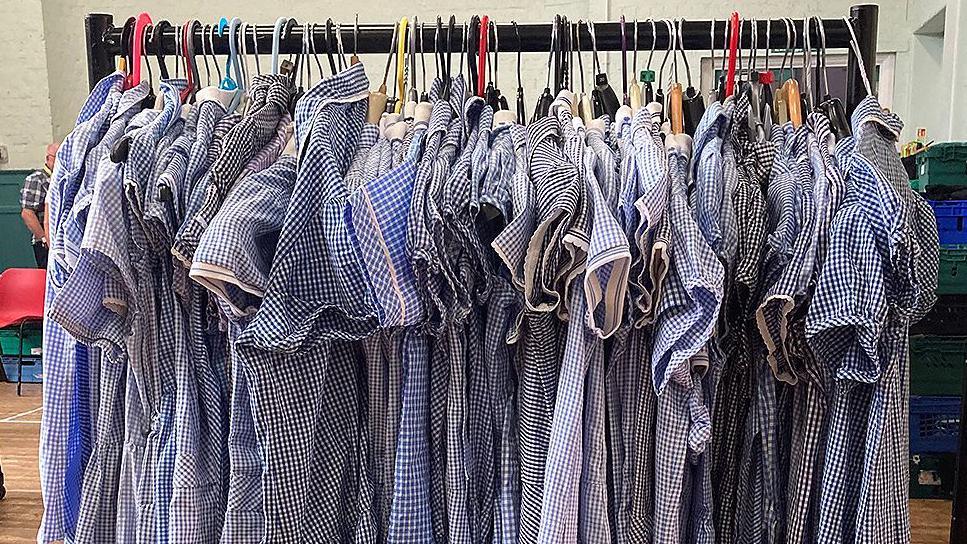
[0,0,962,170]
[0,0,53,170]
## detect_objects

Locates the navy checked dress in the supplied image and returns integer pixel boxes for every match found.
[809,96,938,544]
[234,63,377,542]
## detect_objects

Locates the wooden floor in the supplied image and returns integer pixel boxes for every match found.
[0,382,957,543]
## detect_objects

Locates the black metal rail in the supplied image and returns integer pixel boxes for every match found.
[85,5,879,114]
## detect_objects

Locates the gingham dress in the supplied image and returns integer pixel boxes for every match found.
[809,95,938,544]
[234,63,377,542]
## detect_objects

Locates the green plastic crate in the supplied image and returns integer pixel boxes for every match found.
[915,142,967,191]
[910,452,957,499]
[0,326,42,356]
[910,336,967,396]
[938,246,967,295]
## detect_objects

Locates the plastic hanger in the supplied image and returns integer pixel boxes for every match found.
[725,11,739,98]
[813,17,850,138]
[181,20,200,102]
[272,17,288,74]
[124,12,152,90]
[676,19,705,136]
[486,20,509,111]
[298,23,311,92]
[513,21,526,124]
[760,19,775,116]
[141,27,159,108]
[393,17,408,113]
[620,16,629,105]
[217,18,237,92]
[587,20,619,119]
[201,24,216,86]
[641,19,656,105]
[414,21,433,123]
[118,17,136,74]
[531,17,556,122]
[150,20,172,80]
[437,16,455,102]
[476,15,489,98]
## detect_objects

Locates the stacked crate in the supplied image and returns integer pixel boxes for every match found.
[910,142,967,499]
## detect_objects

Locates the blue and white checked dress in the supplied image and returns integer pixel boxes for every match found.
[39,71,125,544]
[234,63,379,542]
[809,95,938,544]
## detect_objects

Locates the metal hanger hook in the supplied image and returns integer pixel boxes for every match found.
[676,18,693,88]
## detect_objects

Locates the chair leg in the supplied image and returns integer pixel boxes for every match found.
[17,322,25,397]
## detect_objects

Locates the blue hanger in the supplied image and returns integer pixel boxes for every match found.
[217,17,237,91]
[272,17,288,74]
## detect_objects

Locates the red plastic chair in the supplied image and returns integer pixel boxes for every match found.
[0,268,46,396]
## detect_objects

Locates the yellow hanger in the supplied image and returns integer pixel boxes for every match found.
[395,17,408,113]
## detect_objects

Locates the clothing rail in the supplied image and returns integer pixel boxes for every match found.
[84,5,878,115]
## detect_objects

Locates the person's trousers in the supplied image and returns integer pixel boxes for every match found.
[33,242,48,269]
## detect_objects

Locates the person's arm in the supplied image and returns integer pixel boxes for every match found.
[21,208,46,243]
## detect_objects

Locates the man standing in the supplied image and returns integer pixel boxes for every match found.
[20,142,58,269]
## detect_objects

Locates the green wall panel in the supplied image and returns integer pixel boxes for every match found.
[0,169,42,271]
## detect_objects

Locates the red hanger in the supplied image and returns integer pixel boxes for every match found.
[126,12,153,90]
[477,15,489,97]
[180,21,195,103]
[725,11,739,98]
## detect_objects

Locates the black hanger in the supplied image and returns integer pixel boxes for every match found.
[588,20,619,119]
[467,16,481,95]
[419,21,429,102]
[760,19,775,115]
[642,19,656,104]
[620,16,629,105]
[558,16,570,93]
[676,19,705,135]
[150,20,172,80]
[813,17,850,139]
[184,20,202,95]
[716,19,729,101]
[531,17,556,122]
[513,21,525,123]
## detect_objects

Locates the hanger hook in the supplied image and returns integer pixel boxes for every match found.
[764,19,771,72]
[646,19,657,71]
[632,18,639,76]
[381,20,398,89]
[842,15,873,97]
[336,22,347,71]
[142,28,154,88]
[491,20,499,87]
[816,16,830,97]
[354,14,360,57]
[586,20,601,75]
[420,21,427,94]
[658,19,673,90]
[677,19,693,88]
